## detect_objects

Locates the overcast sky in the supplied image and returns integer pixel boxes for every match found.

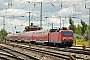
[0,0,90,33]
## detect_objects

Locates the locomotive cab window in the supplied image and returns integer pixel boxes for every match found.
[62,31,73,36]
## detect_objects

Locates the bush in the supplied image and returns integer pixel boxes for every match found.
[84,34,88,41]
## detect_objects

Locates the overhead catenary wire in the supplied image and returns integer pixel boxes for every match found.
[0,0,24,10]
[39,0,89,17]
[13,1,89,23]
[4,0,89,20]
[0,0,90,34]
[8,4,31,18]
[0,0,90,25]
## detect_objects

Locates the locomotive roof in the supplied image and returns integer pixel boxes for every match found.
[60,30,73,31]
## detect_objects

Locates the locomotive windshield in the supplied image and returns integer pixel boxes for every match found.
[62,31,73,36]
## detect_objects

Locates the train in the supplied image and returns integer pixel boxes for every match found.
[7,27,74,47]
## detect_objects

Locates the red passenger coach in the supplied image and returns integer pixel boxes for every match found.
[7,34,13,41]
[7,28,74,47]
[35,30,49,43]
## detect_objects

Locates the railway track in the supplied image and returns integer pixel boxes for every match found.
[11,42,90,55]
[0,44,39,60]
[0,52,24,60]
[0,52,10,60]
[1,42,89,60]
[17,44,89,59]
[0,43,66,60]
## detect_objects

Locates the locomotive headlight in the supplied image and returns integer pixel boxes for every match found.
[64,39,66,41]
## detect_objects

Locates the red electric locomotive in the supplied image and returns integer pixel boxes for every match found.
[7,28,74,47]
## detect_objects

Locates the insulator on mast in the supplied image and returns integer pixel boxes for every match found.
[34,3,36,8]
[85,4,86,9]
[61,2,62,9]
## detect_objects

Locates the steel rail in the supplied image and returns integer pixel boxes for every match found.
[0,45,39,60]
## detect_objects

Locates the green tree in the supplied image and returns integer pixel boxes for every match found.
[0,29,8,40]
[68,18,88,40]
[76,24,81,35]
[80,20,88,36]
[68,17,75,32]
[23,29,26,32]
[84,25,88,41]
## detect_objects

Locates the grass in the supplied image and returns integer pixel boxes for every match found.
[76,40,88,46]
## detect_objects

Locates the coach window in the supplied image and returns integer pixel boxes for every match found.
[33,32,34,34]
[38,32,41,34]
[36,32,38,34]
[42,32,43,34]
[41,32,43,34]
